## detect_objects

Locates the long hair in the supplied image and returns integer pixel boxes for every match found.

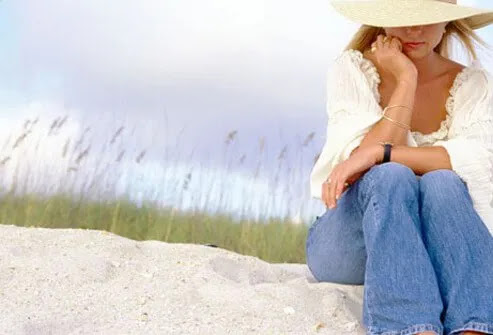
[344,19,490,61]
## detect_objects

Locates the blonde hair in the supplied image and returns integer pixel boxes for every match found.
[344,19,490,62]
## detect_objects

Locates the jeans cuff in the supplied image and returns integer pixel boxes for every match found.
[366,323,443,335]
[449,321,493,335]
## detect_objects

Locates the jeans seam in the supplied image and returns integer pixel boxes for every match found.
[364,166,378,329]
[366,322,443,335]
[448,321,493,335]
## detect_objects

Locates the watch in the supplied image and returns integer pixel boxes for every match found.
[378,141,394,164]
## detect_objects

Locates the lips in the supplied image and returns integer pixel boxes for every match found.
[403,42,424,50]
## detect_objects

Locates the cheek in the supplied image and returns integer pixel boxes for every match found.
[426,26,445,40]
[385,29,406,40]
[429,31,444,46]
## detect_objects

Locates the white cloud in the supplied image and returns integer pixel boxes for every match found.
[13,0,356,109]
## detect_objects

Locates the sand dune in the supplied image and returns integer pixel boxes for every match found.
[0,224,365,334]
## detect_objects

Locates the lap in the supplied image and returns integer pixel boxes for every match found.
[305,164,468,285]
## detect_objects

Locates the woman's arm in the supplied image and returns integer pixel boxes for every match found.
[374,145,452,175]
[349,77,416,158]
[358,75,417,150]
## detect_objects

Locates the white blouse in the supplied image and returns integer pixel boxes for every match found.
[310,49,493,237]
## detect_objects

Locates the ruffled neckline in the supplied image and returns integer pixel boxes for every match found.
[345,49,483,145]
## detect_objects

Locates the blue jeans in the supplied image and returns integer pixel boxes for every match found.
[306,162,493,335]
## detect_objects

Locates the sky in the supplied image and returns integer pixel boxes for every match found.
[1,0,493,224]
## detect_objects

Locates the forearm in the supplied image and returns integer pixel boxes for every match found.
[374,144,453,176]
[356,77,417,154]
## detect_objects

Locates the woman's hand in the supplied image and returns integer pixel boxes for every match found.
[369,34,418,81]
[322,144,381,209]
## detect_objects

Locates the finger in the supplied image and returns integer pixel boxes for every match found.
[335,179,346,202]
[376,34,384,48]
[322,178,330,208]
[347,173,358,185]
[371,41,377,53]
[396,38,403,52]
[389,36,402,52]
[383,35,391,48]
[328,176,338,209]
[322,181,328,208]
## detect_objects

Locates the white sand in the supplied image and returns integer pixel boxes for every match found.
[0,224,366,334]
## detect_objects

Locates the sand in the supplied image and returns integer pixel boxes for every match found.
[0,224,366,334]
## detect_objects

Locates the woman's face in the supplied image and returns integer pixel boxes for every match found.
[384,22,448,59]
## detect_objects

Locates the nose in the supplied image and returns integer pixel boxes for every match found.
[405,25,423,33]
[404,25,424,39]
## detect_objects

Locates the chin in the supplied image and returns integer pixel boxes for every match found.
[404,49,429,60]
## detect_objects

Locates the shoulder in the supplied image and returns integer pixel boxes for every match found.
[335,48,373,68]
[447,60,493,129]
[332,48,381,91]
[440,57,491,85]
[451,61,492,99]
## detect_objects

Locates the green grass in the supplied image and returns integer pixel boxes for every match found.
[0,192,310,264]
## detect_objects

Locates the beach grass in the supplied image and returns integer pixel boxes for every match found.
[0,192,309,264]
[0,115,318,264]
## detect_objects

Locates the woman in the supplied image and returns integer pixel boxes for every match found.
[306,1,493,335]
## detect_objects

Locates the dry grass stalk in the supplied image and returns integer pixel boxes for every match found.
[57,115,68,130]
[116,150,125,163]
[183,172,192,190]
[73,127,91,153]
[258,137,265,154]
[302,132,315,147]
[110,126,124,145]
[62,138,71,158]
[48,117,60,136]
[278,145,287,161]
[12,131,31,149]
[136,150,146,164]
[75,145,91,165]
[225,130,237,145]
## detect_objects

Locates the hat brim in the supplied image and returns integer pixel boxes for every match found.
[330,0,493,29]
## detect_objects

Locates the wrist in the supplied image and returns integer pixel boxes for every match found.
[397,73,418,86]
[373,144,384,164]
[374,142,395,164]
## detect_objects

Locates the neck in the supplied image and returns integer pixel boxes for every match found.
[411,52,443,83]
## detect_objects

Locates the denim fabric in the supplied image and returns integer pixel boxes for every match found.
[306,162,493,335]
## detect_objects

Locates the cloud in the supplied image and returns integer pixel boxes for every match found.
[12,0,356,113]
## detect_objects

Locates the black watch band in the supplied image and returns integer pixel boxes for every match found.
[378,142,394,164]
[383,143,392,163]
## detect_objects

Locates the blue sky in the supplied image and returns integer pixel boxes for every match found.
[1,0,493,224]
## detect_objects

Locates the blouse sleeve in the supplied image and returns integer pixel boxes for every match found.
[309,49,384,199]
[431,67,493,236]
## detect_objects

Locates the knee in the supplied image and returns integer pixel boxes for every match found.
[306,227,365,285]
[306,250,365,285]
[364,162,418,189]
[419,169,467,202]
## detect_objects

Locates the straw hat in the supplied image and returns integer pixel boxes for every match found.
[329,0,493,29]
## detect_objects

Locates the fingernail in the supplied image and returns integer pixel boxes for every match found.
[335,195,339,200]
